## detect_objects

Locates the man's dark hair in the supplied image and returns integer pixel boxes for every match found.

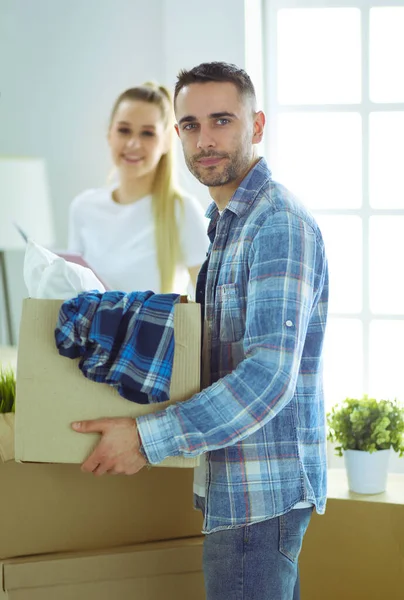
[174,62,256,108]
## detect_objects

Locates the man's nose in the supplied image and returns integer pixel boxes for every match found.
[197,128,216,150]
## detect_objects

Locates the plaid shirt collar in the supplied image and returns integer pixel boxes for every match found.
[205,157,272,228]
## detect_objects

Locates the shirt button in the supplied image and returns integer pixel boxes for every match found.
[285,320,293,327]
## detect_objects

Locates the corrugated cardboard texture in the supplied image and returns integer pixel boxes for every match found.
[1,537,205,600]
[15,298,200,466]
[300,496,404,599]
[0,460,203,560]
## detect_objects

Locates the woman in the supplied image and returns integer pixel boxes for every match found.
[68,83,208,294]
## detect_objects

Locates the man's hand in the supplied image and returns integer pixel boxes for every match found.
[72,417,147,476]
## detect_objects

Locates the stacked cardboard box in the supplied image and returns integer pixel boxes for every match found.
[0,461,203,558]
[0,299,206,598]
[300,469,404,600]
[0,538,205,599]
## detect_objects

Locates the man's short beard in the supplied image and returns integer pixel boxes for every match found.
[186,159,238,187]
[185,147,252,188]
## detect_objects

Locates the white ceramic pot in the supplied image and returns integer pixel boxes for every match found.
[344,448,391,494]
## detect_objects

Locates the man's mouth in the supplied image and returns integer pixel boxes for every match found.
[197,156,226,167]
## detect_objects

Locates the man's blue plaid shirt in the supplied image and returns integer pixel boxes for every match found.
[137,158,329,533]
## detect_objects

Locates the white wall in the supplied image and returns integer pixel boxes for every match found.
[0,0,250,341]
[0,0,166,241]
[0,0,164,340]
[162,0,247,208]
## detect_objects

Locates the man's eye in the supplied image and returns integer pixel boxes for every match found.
[217,118,230,126]
[118,127,131,135]
[183,123,197,131]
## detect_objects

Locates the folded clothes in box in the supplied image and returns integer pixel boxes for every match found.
[15,298,201,467]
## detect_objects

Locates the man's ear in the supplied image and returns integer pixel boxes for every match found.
[252,111,265,145]
[174,123,180,138]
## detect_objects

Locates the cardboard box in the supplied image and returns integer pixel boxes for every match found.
[300,469,404,600]
[0,537,205,600]
[0,459,203,559]
[15,298,201,467]
[0,415,14,463]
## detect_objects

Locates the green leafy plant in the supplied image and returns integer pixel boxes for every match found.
[327,395,404,457]
[0,366,16,414]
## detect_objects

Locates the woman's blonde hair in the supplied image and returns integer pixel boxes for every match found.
[109,83,183,294]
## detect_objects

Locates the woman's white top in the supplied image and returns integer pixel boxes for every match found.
[68,188,209,294]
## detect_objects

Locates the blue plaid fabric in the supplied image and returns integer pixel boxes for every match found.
[55,290,179,404]
[137,158,329,533]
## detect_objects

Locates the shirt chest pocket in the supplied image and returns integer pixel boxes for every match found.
[217,283,245,342]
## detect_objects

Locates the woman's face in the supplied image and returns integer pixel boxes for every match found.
[108,99,169,180]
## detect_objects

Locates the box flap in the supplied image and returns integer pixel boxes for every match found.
[2,538,203,591]
[15,299,200,466]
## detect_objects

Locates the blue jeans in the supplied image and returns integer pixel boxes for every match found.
[196,496,312,600]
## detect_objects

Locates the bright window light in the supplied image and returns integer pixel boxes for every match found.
[316,215,362,314]
[370,7,404,102]
[369,217,404,314]
[277,8,361,104]
[369,321,404,400]
[265,1,404,407]
[275,112,362,209]
[369,112,404,208]
[323,318,363,405]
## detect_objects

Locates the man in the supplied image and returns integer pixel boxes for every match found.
[73,62,329,599]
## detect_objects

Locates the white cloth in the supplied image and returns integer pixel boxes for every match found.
[68,188,209,294]
[193,455,207,497]
[24,240,106,299]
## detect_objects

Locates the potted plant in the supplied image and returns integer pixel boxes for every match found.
[0,366,16,463]
[0,367,15,414]
[327,395,404,494]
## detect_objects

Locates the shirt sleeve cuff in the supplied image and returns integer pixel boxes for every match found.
[136,407,182,465]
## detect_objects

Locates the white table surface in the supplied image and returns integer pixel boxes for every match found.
[0,346,18,371]
[327,467,404,505]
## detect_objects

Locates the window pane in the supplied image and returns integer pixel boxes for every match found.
[323,319,363,407]
[316,216,362,314]
[275,113,362,209]
[369,320,404,402]
[369,217,404,314]
[369,112,404,209]
[277,8,361,104]
[370,7,404,103]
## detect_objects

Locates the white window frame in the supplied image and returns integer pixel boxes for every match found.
[262,0,404,399]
